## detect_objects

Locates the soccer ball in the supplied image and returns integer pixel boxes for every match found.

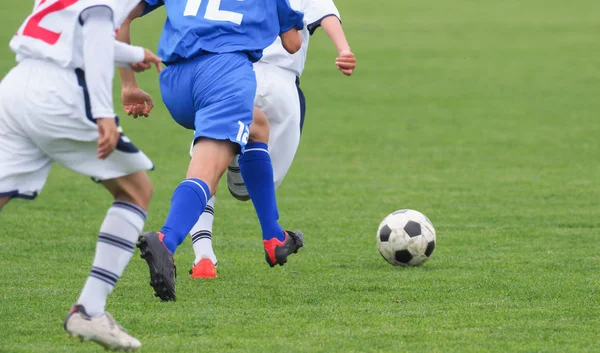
[377,209,436,266]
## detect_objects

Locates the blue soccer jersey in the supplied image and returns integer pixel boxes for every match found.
[144,0,304,63]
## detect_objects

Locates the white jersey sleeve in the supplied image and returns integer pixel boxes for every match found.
[302,0,341,35]
[9,0,141,69]
[81,6,116,118]
[258,0,341,77]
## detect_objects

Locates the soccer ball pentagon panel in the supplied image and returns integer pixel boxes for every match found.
[377,209,436,266]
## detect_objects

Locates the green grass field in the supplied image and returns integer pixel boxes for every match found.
[1,1,600,352]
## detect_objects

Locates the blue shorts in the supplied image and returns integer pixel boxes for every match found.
[159,52,256,150]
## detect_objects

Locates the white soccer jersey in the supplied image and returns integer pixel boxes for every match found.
[259,0,340,77]
[10,0,140,69]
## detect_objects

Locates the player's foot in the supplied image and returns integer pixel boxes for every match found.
[64,305,141,351]
[189,258,218,279]
[137,232,176,301]
[227,155,250,201]
[264,230,304,267]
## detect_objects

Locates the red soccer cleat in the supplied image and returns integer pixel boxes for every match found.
[189,258,217,279]
[263,230,304,267]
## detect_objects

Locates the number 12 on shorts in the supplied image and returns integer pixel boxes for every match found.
[236,121,249,145]
[183,0,243,25]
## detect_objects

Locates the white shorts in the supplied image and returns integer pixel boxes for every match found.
[253,62,305,189]
[0,59,153,200]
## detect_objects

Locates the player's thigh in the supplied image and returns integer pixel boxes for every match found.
[102,170,153,210]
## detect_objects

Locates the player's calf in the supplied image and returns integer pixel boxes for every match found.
[102,171,153,210]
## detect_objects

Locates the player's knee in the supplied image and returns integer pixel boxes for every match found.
[249,107,269,143]
[110,172,153,210]
[186,170,219,196]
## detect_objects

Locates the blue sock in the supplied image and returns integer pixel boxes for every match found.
[161,178,210,254]
[239,142,285,241]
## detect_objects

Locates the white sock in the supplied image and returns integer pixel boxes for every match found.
[77,201,146,317]
[190,196,217,265]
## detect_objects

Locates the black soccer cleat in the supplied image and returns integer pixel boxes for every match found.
[137,232,176,302]
[263,230,304,267]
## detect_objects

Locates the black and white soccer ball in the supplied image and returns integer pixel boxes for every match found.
[377,209,436,266]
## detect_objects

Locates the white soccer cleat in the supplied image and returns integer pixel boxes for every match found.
[227,155,250,201]
[64,305,142,351]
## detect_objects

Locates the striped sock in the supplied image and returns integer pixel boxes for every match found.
[190,196,217,265]
[76,201,146,317]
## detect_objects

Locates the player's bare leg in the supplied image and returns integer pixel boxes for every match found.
[102,171,153,209]
[0,196,11,211]
[189,108,270,277]
[187,138,238,193]
[138,139,236,300]
[191,107,303,272]
[65,171,152,351]
[249,107,270,143]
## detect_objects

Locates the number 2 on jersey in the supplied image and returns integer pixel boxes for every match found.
[22,0,78,45]
[184,0,243,25]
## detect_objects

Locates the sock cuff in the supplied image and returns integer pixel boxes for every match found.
[191,230,212,244]
[204,204,215,216]
[112,201,147,221]
[178,178,210,205]
[243,142,269,154]
[240,143,271,163]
